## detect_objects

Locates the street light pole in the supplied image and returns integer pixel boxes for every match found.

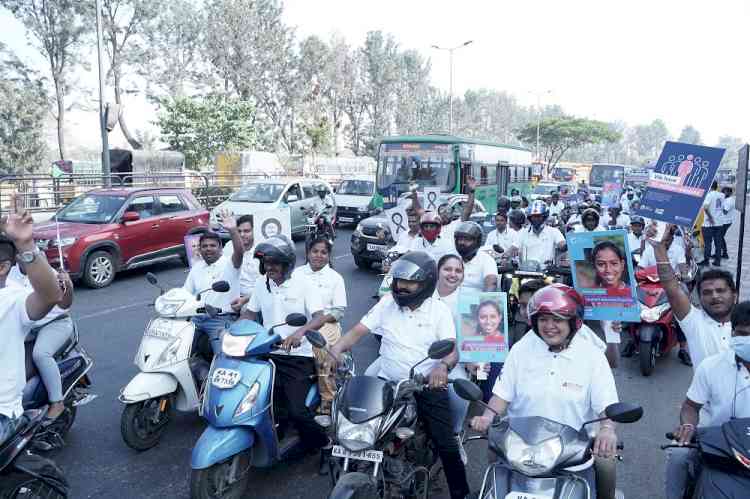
[529,90,551,175]
[431,40,473,134]
[96,0,111,187]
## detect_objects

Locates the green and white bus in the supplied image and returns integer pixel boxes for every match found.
[374,134,534,212]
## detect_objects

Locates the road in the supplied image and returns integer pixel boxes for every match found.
[50,219,748,498]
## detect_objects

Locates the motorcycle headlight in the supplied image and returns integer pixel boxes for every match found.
[155,336,187,368]
[640,303,669,322]
[222,333,255,357]
[336,413,381,452]
[504,430,562,476]
[155,299,185,316]
[234,382,261,418]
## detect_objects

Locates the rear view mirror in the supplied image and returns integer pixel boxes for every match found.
[428,339,455,360]
[286,194,299,203]
[453,379,483,402]
[605,402,644,424]
[212,281,230,293]
[492,244,504,254]
[304,330,326,349]
[121,211,140,223]
[146,273,158,285]
[285,313,307,327]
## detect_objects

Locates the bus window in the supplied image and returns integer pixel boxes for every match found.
[480,165,488,184]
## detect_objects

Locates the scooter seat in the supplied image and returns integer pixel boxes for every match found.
[24,334,75,381]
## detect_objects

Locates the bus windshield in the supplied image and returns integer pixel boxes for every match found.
[590,165,624,187]
[377,142,455,194]
[337,180,374,196]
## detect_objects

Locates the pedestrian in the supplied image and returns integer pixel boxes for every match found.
[700,180,724,266]
[226,215,260,313]
[718,186,735,259]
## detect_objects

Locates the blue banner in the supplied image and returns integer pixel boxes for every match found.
[566,229,640,322]
[635,141,725,226]
[456,290,509,363]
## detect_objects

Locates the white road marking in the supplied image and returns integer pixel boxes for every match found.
[77,301,152,321]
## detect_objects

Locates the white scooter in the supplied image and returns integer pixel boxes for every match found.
[119,272,231,451]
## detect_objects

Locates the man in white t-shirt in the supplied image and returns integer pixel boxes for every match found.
[601,204,631,228]
[664,301,750,499]
[482,211,519,258]
[717,186,735,260]
[329,252,469,499]
[548,191,565,217]
[402,212,456,261]
[515,201,566,265]
[0,207,63,444]
[639,224,687,272]
[701,181,724,266]
[224,215,260,313]
[454,221,498,291]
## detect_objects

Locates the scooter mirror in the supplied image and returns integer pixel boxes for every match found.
[605,402,644,424]
[304,330,326,349]
[428,339,455,360]
[285,313,307,327]
[146,273,158,285]
[492,244,504,254]
[212,281,230,293]
[453,379,483,402]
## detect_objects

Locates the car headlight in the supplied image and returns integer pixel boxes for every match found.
[358,206,369,212]
[52,237,77,247]
[222,333,255,357]
[155,299,185,316]
[336,413,381,452]
[504,430,562,476]
[234,382,261,418]
[35,239,50,250]
[640,303,669,322]
[354,223,363,234]
[155,335,187,367]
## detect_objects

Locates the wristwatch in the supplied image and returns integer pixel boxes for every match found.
[17,247,41,264]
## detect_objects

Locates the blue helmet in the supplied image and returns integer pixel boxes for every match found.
[527,200,549,217]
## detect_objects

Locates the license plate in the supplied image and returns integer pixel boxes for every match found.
[339,217,354,222]
[211,368,241,389]
[505,492,551,499]
[331,445,383,463]
[366,243,386,252]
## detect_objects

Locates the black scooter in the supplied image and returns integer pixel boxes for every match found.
[663,417,750,498]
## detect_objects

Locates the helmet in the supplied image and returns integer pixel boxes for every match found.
[253,235,296,277]
[496,196,511,214]
[630,215,645,226]
[508,209,526,227]
[453,221,483,261]
[527,283,584,339]
[419,211,442,242]
[527,200,549,217]
[510,195,522,205]
[581,208,600,222]
[389,251,437,309]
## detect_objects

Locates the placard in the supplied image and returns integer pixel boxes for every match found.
[601,182,622,208]
[456,289,509,363]
[385,205,409,240]
[253,207,292,243]
[183,234,203,267]
[567,229,640,322]
[423,187,442,212]
[635,141,725,226]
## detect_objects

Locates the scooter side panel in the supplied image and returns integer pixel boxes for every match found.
[119,372,178,403]
[693,466,750,499]
[203,357,273,428]
[191,426,255,470]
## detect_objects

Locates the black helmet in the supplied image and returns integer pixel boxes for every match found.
[496,196,511,214]
[253,235,296,277]
[453,221,483,261]
[581,208,600,223]
[508,209,526,227]
[389,251,437,309]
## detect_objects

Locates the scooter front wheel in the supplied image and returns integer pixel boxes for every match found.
[190,452,251,499]
[1,471,66,499]
[120,397,171,451]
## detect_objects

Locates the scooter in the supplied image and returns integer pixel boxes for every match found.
[23,317,95,450]
[626,265,680,376]
[663,417,750,498]
[119,273,231,451]
[454,380,643,499]
[0,408,69,498]
[189,313,319,499]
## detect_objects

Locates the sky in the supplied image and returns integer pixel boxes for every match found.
[1,0,748,152]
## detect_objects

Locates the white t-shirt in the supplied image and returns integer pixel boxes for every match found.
[677,305,732,371]
[627,233,644,256]
[493,332,618,431]
[718,196,736,226]
[246,275,323,358]
[483,228,519,254]
[183,255,241,313]
[0,286,33,418]
[291,264,347,314]
[548,201,565,217]
[702,190,725,228]
[639,243,686,271]
[396,230,419,248]
[361,295,455,381]
[441,219,462,243]
[573,224,606,233]
[601,213,631,228]
[517,226,565,264]
[7,265,68,324]
[403,234,455,261]
[222,241,260,297]
[461,251,498,290]
[433,288,460,325]
[687,349,750,427]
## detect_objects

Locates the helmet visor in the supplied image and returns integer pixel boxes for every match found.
[390,259,428,282]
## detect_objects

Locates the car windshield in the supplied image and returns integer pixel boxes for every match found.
[533,184,557,195]
[229,184,285,203]
[377,142,455,193]
[56,194,128,223]
[337,180,374,196]
[590,166,624,187]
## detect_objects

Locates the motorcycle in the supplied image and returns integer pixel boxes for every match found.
[662,417,750,498]
[302,204,336,248]
[317,332,457,499]
[23,316,95,450]
[626,266,680,376]
[0,408,69,498]
[454,379,643,499]
[189,313,320,499]
[119,273,231,451]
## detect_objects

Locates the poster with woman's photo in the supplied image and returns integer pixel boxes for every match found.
[184,234,203,267]
[566,229,640,322]
[456,290,509,363]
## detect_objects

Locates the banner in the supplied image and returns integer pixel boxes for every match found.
[423,187,442,211]
[567,229,640,322]
[635,141,725,226]
[253,208,292,243]
[456,289,509,363]
[601,182,622,208]
[385,205,409,240]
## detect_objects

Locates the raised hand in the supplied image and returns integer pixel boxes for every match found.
[219,208,237,231]
[2,206,34,247]
[466,176,478,192]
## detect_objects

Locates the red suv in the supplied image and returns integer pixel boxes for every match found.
[33,187,209,288]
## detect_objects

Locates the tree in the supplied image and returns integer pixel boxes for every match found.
[156,96,256,170]
[0,43,47,174]
[360,31,400,155]
[1,0,90,160]
[678,125,702,145]
[341,48,369,155]
[716,135,745,170]
[517,116,621,173]
[630,119,669,163]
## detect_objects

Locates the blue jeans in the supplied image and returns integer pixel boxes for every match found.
[703,226,721,263]
[0,413,21,446]
[665,447,700,499]
[192,316,235,354]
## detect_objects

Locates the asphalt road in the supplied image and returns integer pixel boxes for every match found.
[50,220,748,498]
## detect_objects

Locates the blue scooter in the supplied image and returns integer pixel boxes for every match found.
[189,313,321,499]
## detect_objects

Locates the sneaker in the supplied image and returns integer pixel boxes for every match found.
[678,349,693,367]
[456,434,468,465]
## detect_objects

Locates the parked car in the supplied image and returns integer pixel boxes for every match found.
[528,181,562,203]
[334,177,378,226]
[33,187,209,288]
[209,178,336,239]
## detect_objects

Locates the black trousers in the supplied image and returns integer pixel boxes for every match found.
[703,226,721,264]
[269,354,328,450]
[720,223,731,257]
[415,389,470,499]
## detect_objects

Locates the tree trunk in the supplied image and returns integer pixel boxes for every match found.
[55,78,66,160]
[113,70,142,149]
